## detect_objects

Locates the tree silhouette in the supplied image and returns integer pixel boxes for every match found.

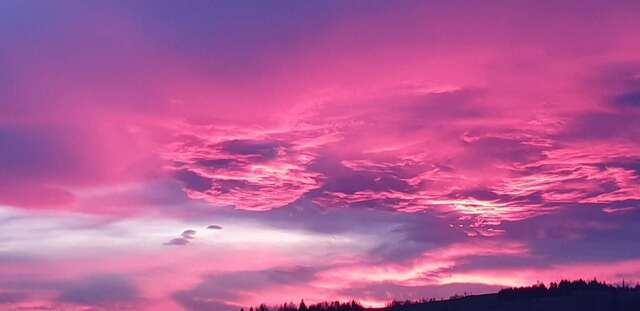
[299,300,308,311]
[243,279,640,311]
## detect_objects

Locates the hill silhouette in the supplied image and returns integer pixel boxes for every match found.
[243,279,640,311]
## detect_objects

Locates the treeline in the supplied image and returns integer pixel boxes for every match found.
[241,300,364,311]
[242,279,640,311]
[497,279,640,300]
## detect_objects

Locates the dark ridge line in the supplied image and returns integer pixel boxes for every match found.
[242,279,640,311]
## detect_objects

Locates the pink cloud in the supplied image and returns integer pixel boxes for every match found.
[161,123,342,210]
[313,241,530,289]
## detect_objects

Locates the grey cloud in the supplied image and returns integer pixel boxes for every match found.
[613,91,640,108]
[172,266,318,311]
[218,139,284,161]
[174,170,213,192]
[164,237,190,246]
[0,291,26,304]
[182,229,197,239]
[57,275,140,307]
[164,229,198,245]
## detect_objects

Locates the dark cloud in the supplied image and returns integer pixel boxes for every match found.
[164,229,198,245]
[218,139,284,161]
[164,237,190,246]
[601,157,640,175]
[0,292,26,304]
[174,170,213,192]
[56,275,140,307]
[613,91,640,108]
[0,271,141,308]
[461,136,547,165]
[172,266,317,311]
[309,157,412,195]
[172,292,238,311]
[559,111,640,141]
[499,203,640,264]
[327,172,410,195]
[560,63,640,141]
[195,158,241,169]
[213,179,253,194]
[207,225,223,230]
[182,229,197,239]
[450,188,501,201]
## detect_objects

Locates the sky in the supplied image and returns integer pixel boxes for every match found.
[1,0,640,310]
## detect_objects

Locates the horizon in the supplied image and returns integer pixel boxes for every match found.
[1,1,640,310]
[244,278,640,310]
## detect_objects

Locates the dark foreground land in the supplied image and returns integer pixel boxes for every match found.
[246,280,640,311]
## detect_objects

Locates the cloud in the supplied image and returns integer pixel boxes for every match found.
[163,124,337,211]
[0,273,141,309]
[0,292,26,304]
[306,78,640,232]
[219,139,284,161]
[56,275,140,307]
[207,225,223,230]
[164,238,190,246]
[163,229,197,245]
[172,293,238,311]
[181,229,197,239]
[172,266,318,310]
[174,170,213,192]
[314,241,530,288]
[613,91,640,108]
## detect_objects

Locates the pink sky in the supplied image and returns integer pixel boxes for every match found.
[1,1,640,310]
